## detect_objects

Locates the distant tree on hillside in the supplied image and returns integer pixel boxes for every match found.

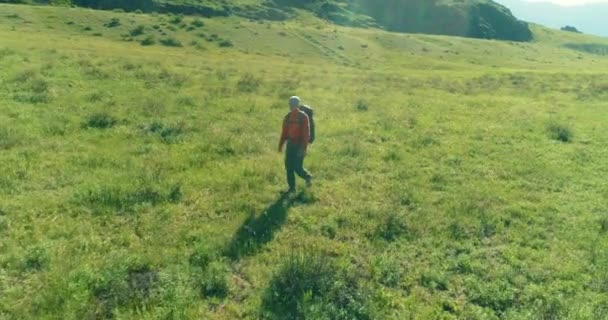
[73,0,154,12]
[561,25,582,33]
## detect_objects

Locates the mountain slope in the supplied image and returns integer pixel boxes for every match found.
[497,0,608,37]
[349,0,533,41]
[2,0,534,41]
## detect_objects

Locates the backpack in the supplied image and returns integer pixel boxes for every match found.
[299,105,315,143]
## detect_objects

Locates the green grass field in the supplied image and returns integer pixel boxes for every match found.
[2,3,608,319]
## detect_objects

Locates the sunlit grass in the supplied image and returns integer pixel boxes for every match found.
[1,3,608,319]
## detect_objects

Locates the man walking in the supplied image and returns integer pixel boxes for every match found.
[278,96,313,193]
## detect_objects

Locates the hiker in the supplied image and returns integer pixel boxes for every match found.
[278,96,314,193]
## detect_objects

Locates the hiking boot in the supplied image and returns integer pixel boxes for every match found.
[305,176,312,188]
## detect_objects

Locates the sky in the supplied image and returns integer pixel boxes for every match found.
[524,0,608,5]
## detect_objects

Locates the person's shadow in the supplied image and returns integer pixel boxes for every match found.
[226,192,307,260]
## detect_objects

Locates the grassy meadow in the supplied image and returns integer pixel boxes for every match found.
[1,3,608,319]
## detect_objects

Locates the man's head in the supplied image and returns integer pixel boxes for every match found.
[289,96,301,111]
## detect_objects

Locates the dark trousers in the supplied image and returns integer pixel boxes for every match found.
[285,142,311,190]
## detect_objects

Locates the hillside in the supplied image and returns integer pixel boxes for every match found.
[2,3,608,320]
[2,0,534,41]
[303,0,533,41]
[497,0,608,37]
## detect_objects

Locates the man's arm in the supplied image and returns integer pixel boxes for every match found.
[278,118,287,152]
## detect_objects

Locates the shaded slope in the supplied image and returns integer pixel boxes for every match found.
[273,0,533,41]
[4,0,533,41]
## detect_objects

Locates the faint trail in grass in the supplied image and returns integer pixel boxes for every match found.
[284,26,353,66]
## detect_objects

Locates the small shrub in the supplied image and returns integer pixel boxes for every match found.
[216,70,228,80]
[420,271,448,291]
[159,37,182,47]
[78,59,100,73]
[158,69,190,88]
[600,215,608,233]
[375,212,411,241]
[383,150,401,162]
[479,214,497,239]
[177,95,196,107]
[595,299,608,319]
[547,122,573,142]
[356,99,368,111]
[320,224,337,239]
[0,216,7,233]
[91,260,159,318]
[87,91,105,102]
[218,39,234,48]
[451,255,473,274]
[237,73,262,93]
[30,78,49,94]
[262,253,371,320]
[418,135,438,147]
[14,91,48,104]
[140,97,166,115]
[129,25,145,37]
[276,78,300,99]
[144,121,184,144]
[76,183,182,213]
[467,280,516,313]
[168,14,183,24]
[84,113,117,129]
[199,261,229,298]
[561,25,581,33]
[12,69,36,83]
[372,255,402,288]
[13,77,51,104]
[0,48,16,59]
[191,19,205,27]
[0,127,20,150]
[83,26,92,31]
[140,35,156,46]
[189,245,214,269]
[22,246,49,271]
[168,184,182,202]
[104,18,121,28]
[159,126,183,144]
[126,263,158,302]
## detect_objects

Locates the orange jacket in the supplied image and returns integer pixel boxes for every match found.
[279,109,310,150]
